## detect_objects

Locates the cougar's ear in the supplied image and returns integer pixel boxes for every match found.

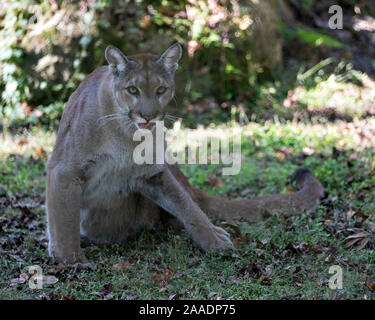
[157,43,182,73]
[105,45,129,74]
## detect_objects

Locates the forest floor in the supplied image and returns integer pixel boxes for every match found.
[1,117,375,299]
[2,0,375,300]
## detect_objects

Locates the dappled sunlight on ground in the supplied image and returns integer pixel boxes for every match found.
[1,116,375,300]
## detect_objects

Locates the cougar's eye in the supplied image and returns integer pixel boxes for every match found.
[127,86,139,95]
[156,86,167,95]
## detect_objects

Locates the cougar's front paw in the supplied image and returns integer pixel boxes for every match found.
[52,249,88,266]
[193,224,234,252]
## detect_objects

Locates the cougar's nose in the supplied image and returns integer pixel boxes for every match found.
[143,115,153,121]
[141,113,158,122]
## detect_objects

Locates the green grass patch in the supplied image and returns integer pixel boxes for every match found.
[0,120,374,299]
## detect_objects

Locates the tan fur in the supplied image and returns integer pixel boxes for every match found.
[46,44,324,264]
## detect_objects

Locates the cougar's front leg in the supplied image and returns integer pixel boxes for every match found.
[140,167,233,252]
[46,168,86,264]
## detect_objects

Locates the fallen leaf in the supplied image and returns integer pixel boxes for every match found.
[259,275,272,285]
[253,248,266,257]
[356,238,370,250]
[221,222,241,237]
[169,293,182,300]
[113,261,133,272]
[208,175,222,187]
[345,237,362,248]
[364,221,375,233]
[43,275,59,285]
[345,229,371,250]
[152,267,174,285]
[93,283,113,297]
[233,233,249,248]
[10,277,26,286]
[346,210,356,218]
[20,273,29,281]
[238,261,264,277]
[286,242,323,254]
[366,278,375,292]
[10,272,29,286]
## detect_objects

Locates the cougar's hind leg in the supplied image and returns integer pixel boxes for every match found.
[133,194,163,231]
[80,193,162,244]
[160,211,184,232]
[80,207,133,243]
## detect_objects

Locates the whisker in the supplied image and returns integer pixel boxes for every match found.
[164,117,176,122]
[97,113,124,122]
[98,114,130,128]
[165,114,179,119]
[165,114,183,122]
[172,96,178,108]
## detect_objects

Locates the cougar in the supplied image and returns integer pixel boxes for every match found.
[46,43,324,264]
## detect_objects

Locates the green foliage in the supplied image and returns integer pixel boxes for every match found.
[0,0,283,129]
[0,0,96,128]
[0,0,367,130]
[295,28,344,48]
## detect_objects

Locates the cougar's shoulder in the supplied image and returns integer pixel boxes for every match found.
[60,65,111,132]
[48,66,112,172]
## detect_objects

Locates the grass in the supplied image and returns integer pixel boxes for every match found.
[1,67,375,300]
[1,113,375,299]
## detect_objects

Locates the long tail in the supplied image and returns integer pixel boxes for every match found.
[169,165,324,223]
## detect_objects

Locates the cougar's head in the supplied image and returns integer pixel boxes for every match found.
[104,43,182,131]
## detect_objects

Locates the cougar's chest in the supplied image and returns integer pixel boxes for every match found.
[80,151,163,208]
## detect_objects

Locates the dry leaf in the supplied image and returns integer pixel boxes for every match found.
[10,277,26,286]
[356,238,370,250]
[233,234,249,248]
[345,229,371,250]
[253,248,266,257]
[43,275,59,285]
[221,222,241,238]
[364,221,375,233]
[208,175,222,187]
[238,261,264,277]
[152,267,174,285]
[345,237,362,248]
[346,210,356,218]
[10,273,29,286]
[366,278,375,292]
[289,242,323,253]
[113,261,133,272]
